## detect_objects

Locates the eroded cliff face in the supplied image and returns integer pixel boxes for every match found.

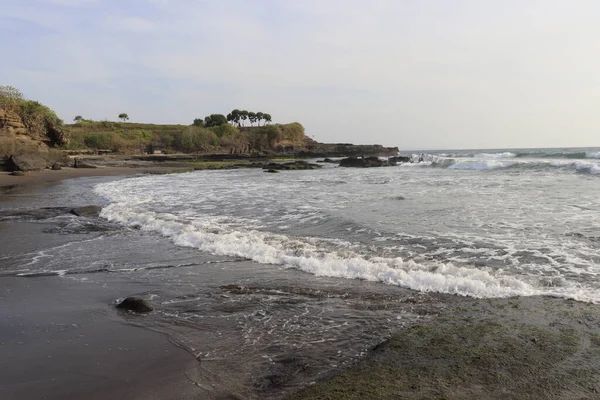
[0,109,28,136]
[0,107,68,154]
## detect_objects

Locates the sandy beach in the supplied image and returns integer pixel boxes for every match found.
[0,165,187,198]
[0,168,211,400]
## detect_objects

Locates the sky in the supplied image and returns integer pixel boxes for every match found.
[1,0,599,150]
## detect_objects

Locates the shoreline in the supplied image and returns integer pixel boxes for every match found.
[0,165,187,197]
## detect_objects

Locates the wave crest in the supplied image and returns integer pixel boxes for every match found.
[95,200,536,299]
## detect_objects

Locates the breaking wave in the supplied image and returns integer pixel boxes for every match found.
[429,149,600,160]
[474,152,516,159]
[95,201,538,299]
[427,158,600,174]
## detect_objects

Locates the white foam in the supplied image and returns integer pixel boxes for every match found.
[474,152,517,159]
[586,151,600,159]
[93,169,600,303]
[551,160,600,175]
[448,160,515,170]
[95,197,541,299]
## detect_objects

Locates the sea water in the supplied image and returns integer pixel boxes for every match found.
[93,147,600,302]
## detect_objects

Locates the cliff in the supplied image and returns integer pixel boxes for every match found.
[0,89,69,157]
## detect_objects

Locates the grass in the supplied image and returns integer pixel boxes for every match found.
[65,121,310,155]
[189,160,250,170]
[268,157,304,162]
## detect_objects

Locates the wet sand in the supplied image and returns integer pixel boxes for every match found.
[0,276,204,400]
[0,166,183,197]
[0,169,207,399]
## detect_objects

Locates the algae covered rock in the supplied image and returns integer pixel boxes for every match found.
[115,297,154,313]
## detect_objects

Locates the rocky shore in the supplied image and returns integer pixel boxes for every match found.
[288,295,600,400]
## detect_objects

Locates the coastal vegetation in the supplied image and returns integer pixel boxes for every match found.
[0,85,68,159]
[1,86,399,161]
[64,118,308,154]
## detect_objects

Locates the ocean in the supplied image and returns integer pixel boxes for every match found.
[2,146,600,397]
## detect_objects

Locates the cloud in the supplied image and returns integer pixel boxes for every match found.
[38,0,100,7]
[1,0,600,148]
[104,15,156,32]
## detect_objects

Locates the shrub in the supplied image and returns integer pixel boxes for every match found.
[209,124,239,138]
[172,127,219,153]
[278,122,305,142]
[0,85,23,112]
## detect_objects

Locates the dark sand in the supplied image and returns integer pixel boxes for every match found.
[0,168,207,400]
[0,276,203,400]
[0,166,184,197]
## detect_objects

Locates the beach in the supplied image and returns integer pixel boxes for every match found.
[2,152,600,399]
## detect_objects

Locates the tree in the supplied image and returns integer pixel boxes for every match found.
[118,113,129,122]
[240,110,249,127]
[73,115,83,123]
[204,113,228,127]
[227,109,242,127]
[248,111,257,126]
[263,113,272,124]
[192,118,204,127]
[256,112,264,126]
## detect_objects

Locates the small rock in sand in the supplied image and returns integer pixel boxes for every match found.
[115,297,154,313]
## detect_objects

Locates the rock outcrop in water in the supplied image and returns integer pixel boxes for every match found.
[261,161,322,171]
[339,156,391,168]
[389,156,411,164]
[296,142,399,158]
[69,206,102,218]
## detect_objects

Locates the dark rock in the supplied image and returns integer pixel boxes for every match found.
[392,196,406,200]
[69,205,102,218]
[51,162,62,170]
[5,154,48,172]
[262,161,321,171]
[73,158,97,169]
[296,144,399,158]
[10,171,25,176]
[339,156,391,168]
[389,156,411,164]
[265,169,279,173]
[115,297,153,313]
[317,158,338,164]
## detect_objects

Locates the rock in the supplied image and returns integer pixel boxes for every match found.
[265,169,279,173]
[317,158,338,164]
[389,156,411,164]
[69,205,102,218]
[5,154,48,172]
[51,163,62,170]
[10,171,25,176]
[262,161,322,171]
[73,158,97,169]
[115,297,153,313]
[339,156,391,168]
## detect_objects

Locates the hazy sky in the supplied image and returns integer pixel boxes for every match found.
[1,0,599,149]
